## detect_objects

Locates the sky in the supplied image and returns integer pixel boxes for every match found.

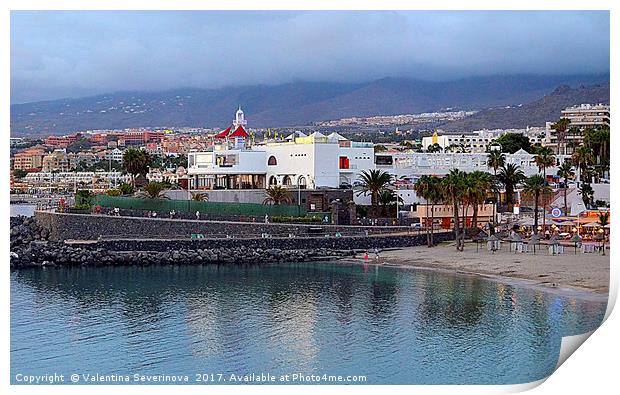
[10,10,610,104]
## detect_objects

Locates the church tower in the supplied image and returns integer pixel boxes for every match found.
[233,105,247,129]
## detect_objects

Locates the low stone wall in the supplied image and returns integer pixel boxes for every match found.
[34,211,422,241]
[12,214,454,269]
[74,231,454,252]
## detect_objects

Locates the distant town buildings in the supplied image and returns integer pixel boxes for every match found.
[42,149,70,172]
[12,148,45,171]
[421,128,545,153]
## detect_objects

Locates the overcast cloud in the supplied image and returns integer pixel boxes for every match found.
[10,10,610,104]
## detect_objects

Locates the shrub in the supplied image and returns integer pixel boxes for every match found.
[72,203,92,210]
[118,182,134,195]
[106,189,122,196]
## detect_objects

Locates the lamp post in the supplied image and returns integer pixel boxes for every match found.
[596,228,605,256]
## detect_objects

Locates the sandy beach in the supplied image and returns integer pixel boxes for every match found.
[366,241,610,294]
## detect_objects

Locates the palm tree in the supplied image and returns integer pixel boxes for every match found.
[191,192,209,201]
[556,161,575,215]
[497,163,525,210]
[597,212,609,256]
[427,143,443,153]
[139,181,168,199]
[467,171,492,235]
[414,175,434,246]
[572,146,594,187]
[551,118,571,155]
[122,148,151,186]
[522,175,551,234]
[355,169,393,217]
[442,169,466,251]
[263,185,292,205]
[487,150,505,224]
[579,183,594,208]
[533,146,555,231]
[378,189,402,217]
[534,146,555,181]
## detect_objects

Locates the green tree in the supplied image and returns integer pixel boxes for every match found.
[118,182,134,195]
[497,163,525,210]
[487,150,506,223]
[556,161,575,215]
[442,169,467,251]
[493,133,532,154]
[123,148,152,185]
[191,192,209,201]
[426,143,443,153]
[551,118,571,155]
[534,146,556,181]
[579,183,594,208]
[466,171,492,235]
[355,169,393,217]
[378,189,402,217]
[263,185,292,205]
[572,146,594,186]
[12,169,28,179]
[138,182,168,199]
[522,174,551,234]
[414,175,434,246]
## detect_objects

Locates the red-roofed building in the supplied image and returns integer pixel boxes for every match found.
[230,125,249,138]
[215,126,231,139]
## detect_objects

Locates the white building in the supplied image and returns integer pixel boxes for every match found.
[23,171,131,187]
[187,109,572,207]
[187,131,374,191]
[105,148,124,162]
[422,128,546,153]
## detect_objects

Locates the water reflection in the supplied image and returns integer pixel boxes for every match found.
[11,263,607,384]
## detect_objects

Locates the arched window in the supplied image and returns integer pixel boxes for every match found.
[267,156,277,166]
[282,175,292,186]
[268,176,277,186]
[298,176,307,188]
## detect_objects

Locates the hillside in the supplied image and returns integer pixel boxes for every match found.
[10,73,609,136]
[439,83,610,132]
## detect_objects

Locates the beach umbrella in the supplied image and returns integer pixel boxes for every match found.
[509,233,523,253]
[604,224,611,229]
[487,234,500,254]
[548,235,560,255]
[528,234,541,254]
[569,234,582,255]
[582,222,601,228]
[473,231,488,252]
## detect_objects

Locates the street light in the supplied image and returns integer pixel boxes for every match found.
[595,228,606,256]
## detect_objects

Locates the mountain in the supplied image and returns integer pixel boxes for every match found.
[10,73,609,136]
[438,83,610,132]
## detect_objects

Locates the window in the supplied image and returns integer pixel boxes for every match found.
[298,176,307,188]
[268,176,277,186]
[282,175,292,186]
[267,156,277,166]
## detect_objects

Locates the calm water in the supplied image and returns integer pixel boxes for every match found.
[11,263,607,385]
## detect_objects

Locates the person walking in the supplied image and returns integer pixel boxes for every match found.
[196,211,200,220]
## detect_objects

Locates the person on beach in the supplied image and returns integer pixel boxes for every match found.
[374,247,380,262]
[364,251,369,262]
[196,211,200,220]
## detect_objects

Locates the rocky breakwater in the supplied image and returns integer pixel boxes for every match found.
[10,216,354,269]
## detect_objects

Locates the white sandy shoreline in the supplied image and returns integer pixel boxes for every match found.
[341,241,610,296]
